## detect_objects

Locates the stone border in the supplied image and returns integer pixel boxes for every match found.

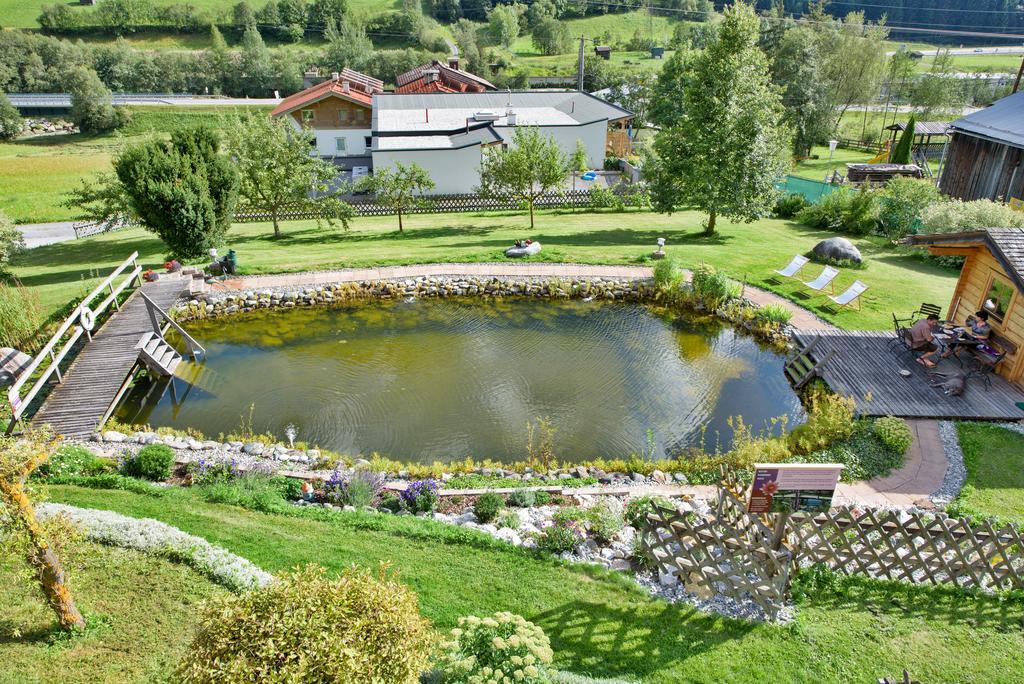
[932,421,967,504]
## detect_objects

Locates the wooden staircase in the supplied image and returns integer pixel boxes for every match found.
[784,335,836,389]
[135,332,183,377]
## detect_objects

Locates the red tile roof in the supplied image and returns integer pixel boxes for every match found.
[395,60,496,94]
[271,77,374,117]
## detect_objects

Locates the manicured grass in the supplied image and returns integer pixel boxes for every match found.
[0,541,225,683]
[952,422,1024,524]
[8,210,958,331]
[0,106,270,223]
[26,484,1024,684]
[791,145,877,181]
[917,52,1024,74]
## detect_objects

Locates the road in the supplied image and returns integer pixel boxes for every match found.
[16,221,79,248]
[886,45,1024,56]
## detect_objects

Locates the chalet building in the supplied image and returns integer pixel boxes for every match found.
[908,228,1024,383]
[370,91,633,194]
[937,91,1024,203]
[395,59,496,94]
[269,69,383,171]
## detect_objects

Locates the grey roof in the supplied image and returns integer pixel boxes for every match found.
[372,90,632,133]
[373,126,502,152]
[949,91,1024,148]
[884,121,951,136]
[908,228,1024,292]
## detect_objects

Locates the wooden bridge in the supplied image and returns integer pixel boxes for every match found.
[6,254,191,439]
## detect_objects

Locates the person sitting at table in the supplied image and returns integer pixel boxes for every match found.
[910,314,942,367]
[965,310,992,341]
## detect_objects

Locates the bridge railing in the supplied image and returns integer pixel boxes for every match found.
[5,252,142,434]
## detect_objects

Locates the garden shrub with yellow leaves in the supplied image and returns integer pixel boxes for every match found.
[439,611,554,684]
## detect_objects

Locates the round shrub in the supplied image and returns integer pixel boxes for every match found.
[439,612,554,684]
[536,521,585,555]
[378,492,403,514]
[872,416,914,454]
[584,501,623,544]
[507,489,537,508]
[474,492,506,523]
[37,444,114,478]
[177,564,432,684]
[773,192,809,219]
[122,443,175,481]
[533,491,552,506]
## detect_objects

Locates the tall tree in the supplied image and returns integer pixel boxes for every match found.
[487,4,520,47]
[889,115,915,165]
[531,17,572,56]
[911,49,963,118]
[0,92,21,141]
[762,20,832,156]
[606,72,655,140]
[115,126,239,259]
[223,113,353,238]
[815,10,888,131]
[239,24,273,95]
[65,66,128,134]
[358,162,435,232]
[0,433,85,632]
[478,127,568,229]
[649,2,790,236]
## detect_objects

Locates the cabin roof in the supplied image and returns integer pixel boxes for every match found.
[908,227,1024,292]
[949,91,1024,148]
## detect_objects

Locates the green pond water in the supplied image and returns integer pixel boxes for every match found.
[115,299,804,464]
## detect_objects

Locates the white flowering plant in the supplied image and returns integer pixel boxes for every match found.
[439,611,554,684]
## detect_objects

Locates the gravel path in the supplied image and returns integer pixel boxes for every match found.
[932,421,967,504]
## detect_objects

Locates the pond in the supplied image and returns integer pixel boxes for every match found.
[115,299,804,464]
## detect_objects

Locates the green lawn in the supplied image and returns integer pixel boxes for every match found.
[12,484,1021,684]
[952,423,1024,525]
[9,210,958,331]
[0,106,270,223]
[0,541,225,683]
[917,52,1024,74]
[791,145,877,181]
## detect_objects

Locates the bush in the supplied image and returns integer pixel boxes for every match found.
[0,93,21,141]
[788,388,856,455]
[378,492,403,514]
[587,186,626,211]
[400,479,439,514]
[690,263,731,308]
[474,492,506,523]
[0,209,24,277]
[439,612,554,684]
[36,444,113,478]
[507,489,537,508]
[533,491,552,506]
[199,473,294,513]
[797,186,878,235]
[177,564,432,684]
[755,303,792,327]
[0,280,42,348]
[536,520,586,554]
[652,257,684,292]
[584,500,623,544]
[497,510,521,530]
[800,421,905,482]
[624,495,674,529]
[876,177,942,239]
[919,197,1024,234]
[121,443,174,481]
[773,192,809,218]
[872,416,914,454]
[325,469,384,508]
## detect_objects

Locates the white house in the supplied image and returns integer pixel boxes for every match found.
[370,91,633,194]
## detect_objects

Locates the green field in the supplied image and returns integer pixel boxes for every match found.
[791,145,877,180]
[952,423,1024,525]
[6,484,1019,684]
[917,51,1024,74]
[0,106,270,224]
[9,209,957,332]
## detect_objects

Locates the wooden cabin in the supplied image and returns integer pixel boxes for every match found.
[907,228,1024,383]
[937,91,1024,203]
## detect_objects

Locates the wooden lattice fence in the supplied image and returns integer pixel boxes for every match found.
[640,474,1024,617]
[233,189,643,223]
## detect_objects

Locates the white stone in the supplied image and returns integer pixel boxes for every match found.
[102,430,126,443]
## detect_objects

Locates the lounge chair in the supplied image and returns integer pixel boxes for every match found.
[774,255,809,280]
[801,266,839,295]
[828,280,868,310]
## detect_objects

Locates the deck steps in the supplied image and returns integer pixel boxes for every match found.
[135,332,183,377]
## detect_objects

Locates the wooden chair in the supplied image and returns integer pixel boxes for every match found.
[964,332,1016,390]
[773,254,809,280]
[913,302,941,321]
[801,265,839,295]
[827,280,868,311]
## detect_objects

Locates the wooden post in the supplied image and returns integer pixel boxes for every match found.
[109,281,120,311]
[771,512,790,551]
[49,350,62,383]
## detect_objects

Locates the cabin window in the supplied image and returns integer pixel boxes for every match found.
[338,110,349,125]
[335,137,347,153]
[301,109,314,122]
[982,274,1014,325]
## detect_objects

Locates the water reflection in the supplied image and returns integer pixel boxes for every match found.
[116,299,803,463]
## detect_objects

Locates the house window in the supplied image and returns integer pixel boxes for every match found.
[335,137,347,153]
[301,109,314,122]
[981,274,1014,325]
[338,110,349,125]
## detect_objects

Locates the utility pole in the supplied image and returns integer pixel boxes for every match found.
[577,35,585,92]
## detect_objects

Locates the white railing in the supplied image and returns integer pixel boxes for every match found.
[5,252,142,434]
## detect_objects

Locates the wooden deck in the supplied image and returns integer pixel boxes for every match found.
[30,276,188,438]
[794,330,1024,420]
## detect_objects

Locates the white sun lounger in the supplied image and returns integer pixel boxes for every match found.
[802,265,839,294]
[828,279,869,310]
[774,254,809,279]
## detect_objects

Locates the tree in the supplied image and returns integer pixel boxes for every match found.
[911,50,963,117]
[322,18,373,71]
[239,24,274,95]
[531,18,571,56]
[764,23,833,156]
[115,126,239,259]
[0,92,21,141]
[308,0,348,30]
[814,11,888,131]
[358,162,435,232]
[0,209,24,275]
[487,4,519,47]
[66,66,128,134]
[649,2,790,236]
[0,433,86,632]
[478,127,567,229]
[890,114,914,164]
[223,113,353,238]
[63,172,138,234]
[606,73,655,140]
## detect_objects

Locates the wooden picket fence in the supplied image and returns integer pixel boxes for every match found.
[640,472,1024,618]
[233,189,623,223]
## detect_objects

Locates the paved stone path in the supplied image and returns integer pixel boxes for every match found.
[213,262,835,332]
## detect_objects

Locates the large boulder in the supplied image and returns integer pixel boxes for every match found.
[812,237,862,264]
[0,348,32,387]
